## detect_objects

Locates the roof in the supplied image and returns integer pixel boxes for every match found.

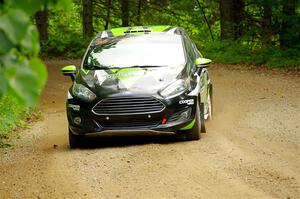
[95,25,178,39]
[92,33,183,48]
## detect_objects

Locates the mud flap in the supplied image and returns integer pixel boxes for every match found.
[200,103,206,133]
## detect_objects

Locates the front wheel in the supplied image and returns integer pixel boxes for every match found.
[184,103,202,141]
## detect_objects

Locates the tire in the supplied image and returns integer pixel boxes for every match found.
[184,103,202,141]
[69,129,85,149]
[200,103,206,133]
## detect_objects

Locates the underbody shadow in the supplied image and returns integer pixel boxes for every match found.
[76,134,188,149]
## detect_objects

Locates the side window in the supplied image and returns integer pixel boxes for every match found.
[181,29,202,59]
[191,41,203,58]
[184,35,198,60]
[183,36,199,75]
[186,35,202,59]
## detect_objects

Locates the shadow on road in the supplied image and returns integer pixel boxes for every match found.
[74,134,190,150]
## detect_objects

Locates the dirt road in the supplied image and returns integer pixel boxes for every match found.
[0,60,299,199]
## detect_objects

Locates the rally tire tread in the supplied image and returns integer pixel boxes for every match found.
[184,103,201,141]
[200,102,206,133]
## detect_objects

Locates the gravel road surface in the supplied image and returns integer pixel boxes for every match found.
[1,60,299,199]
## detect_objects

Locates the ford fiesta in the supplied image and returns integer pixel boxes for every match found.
[62,25,213,148]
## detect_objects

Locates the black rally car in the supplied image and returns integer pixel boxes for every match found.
[61,25,213,148]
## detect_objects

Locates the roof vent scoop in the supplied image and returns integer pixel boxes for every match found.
[124,29,152,34]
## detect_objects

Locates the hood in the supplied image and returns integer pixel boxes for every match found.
[80,66,185,98]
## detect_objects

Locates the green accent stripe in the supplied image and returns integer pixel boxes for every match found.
[149,25,172,32]
[81,68,90,75]
[110,27,130,37]
[180,119,196,130]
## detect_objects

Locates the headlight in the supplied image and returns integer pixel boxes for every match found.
[160,80,187,99]
[72,82,96,102]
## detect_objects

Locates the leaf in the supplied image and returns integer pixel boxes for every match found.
[5,59,41,105]
[21,25,40,57]
[0,49,18,68]
[0,30,14,54]
[0,10,30,45]
[1,52,46,106]
[29,57,47,89]
[7,0,45,15]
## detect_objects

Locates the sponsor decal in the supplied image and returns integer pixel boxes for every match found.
[68,104,80,111]
[179,99,194,105]
[94,68,144,88]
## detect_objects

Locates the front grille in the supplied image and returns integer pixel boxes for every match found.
[100,119,160,129]
[92,96,165,115]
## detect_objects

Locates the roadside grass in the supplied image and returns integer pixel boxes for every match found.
[0,96,42,148]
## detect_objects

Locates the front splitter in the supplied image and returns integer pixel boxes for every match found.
[82,129,176,137]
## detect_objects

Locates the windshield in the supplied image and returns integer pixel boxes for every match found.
[84,34,186,69]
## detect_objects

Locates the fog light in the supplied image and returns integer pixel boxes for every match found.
[74,117,82,125]
[180,108,191,119]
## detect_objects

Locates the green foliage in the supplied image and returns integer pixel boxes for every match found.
[0,0,71,105]
[0,0,71,146]
[0,95,43,148]
[199,40,300,68]
[41,2,89,58]
[0,95,28,147]
[41,33,89,58]
[39,0,300,67]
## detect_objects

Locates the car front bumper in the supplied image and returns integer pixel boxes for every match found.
[67,94,198,137]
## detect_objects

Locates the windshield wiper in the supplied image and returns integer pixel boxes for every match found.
[84,64,120,70]
[123,65,168,69]
[84,64,167,70]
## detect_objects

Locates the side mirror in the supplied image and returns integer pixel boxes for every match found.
[195,58,212,67]
[61,65,76,81]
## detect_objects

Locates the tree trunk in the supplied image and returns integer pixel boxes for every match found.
[220,0,244,40]
[121,0,130,27]
[137,0,142,25]
[280,0,297,49]
[35,8,48,42]
[105,0,112,30]
[220,0,233,40]
[232,0,244,39]
[261,3,272,45]
[82,0,93,37]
